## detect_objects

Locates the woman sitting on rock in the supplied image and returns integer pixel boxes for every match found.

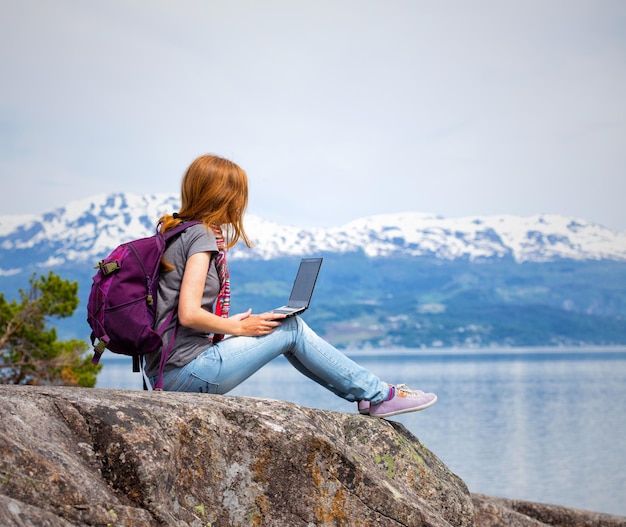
[144,154,437,418]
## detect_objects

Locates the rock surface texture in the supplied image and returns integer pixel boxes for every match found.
[0,386,624,527]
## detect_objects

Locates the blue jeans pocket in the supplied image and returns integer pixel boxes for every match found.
[162,347,222,393]
[186,373,220,394]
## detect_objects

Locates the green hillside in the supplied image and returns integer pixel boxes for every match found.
[2,255,625,349]
[229,255,626,348]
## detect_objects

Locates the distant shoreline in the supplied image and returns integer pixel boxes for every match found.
[345,345,626,358]
[96,345,626,364]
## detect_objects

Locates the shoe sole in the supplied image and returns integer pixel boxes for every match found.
[368,394,438,418]
[358,402,370,415]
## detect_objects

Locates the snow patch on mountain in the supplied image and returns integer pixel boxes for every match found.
[1,193,625,274]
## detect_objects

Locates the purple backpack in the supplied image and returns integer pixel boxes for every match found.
[87,221,200,388]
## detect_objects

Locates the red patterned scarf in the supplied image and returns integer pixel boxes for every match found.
[211,225,230,344]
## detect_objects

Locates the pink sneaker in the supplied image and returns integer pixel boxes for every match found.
[368,384,437,418]
[357,400,370,414]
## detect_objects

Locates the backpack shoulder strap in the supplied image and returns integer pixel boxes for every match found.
[149,219,203,390]
[162,220,203,241]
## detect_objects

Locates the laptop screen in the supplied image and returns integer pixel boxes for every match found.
[288,258,322,308]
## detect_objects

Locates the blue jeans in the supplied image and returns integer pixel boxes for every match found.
[153,316,389,404]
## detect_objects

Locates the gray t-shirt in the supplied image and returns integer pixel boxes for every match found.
[144,223,219,377]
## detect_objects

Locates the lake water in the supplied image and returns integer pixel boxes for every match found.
[96,347,626,517]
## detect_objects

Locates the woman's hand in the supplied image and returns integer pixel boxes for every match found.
[231,309,287,337]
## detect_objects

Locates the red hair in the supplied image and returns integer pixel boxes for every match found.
[159,154,252,250]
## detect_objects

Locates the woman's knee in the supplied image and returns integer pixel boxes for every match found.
[283,315,301,329]
[273,315,302,337]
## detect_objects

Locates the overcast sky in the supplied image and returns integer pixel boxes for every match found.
[2,0,625,230]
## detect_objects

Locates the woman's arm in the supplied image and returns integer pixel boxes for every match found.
[178,251,284,337]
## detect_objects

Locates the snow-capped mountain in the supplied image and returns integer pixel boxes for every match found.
[1,192,625,276]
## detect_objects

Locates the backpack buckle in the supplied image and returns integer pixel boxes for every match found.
[95,260,121,275]
[94,337,109,353]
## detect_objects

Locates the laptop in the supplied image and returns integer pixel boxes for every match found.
[271,257,323,317]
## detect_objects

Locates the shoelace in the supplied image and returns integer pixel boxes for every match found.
[396,383,425,398]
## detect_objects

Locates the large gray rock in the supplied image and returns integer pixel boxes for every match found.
[0,386,624,527]
[0,385,472,526]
